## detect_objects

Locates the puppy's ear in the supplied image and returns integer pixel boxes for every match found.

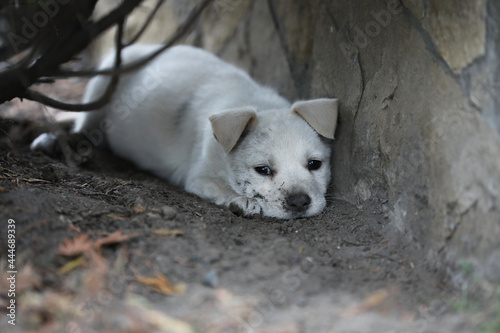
[210,107,258,153]
[292,98,338,139]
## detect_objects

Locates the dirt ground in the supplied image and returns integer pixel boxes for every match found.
[0,84,488,332]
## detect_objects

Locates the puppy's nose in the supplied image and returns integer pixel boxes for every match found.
[286,193,311,212]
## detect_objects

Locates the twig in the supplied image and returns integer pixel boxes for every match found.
[124,0,166,47]
[0,0,142,104]
[23,18,126,111]
[76,189,119,199]
[20,178,52,184]
[21,0,213,111]
[51,0,213,79]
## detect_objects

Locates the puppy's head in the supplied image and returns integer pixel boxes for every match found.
[210,98,338,219]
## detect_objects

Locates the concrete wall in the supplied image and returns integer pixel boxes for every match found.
[106,0,500,285]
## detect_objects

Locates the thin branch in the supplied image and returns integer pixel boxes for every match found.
[123,0,165,47]
[21,0,213,111]
[23,20,125,112]
[51,0,213,79]
[0,0,142,104]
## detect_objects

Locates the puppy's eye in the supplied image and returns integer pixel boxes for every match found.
[254,166,273,176]
[308,160,322,171]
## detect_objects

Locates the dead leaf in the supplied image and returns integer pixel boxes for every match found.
[84,249,108,293]
[136,273,185,295]
[153,229,184,237]
[94,230,138,248]
[57,234,93,256]
[134,203,144,213]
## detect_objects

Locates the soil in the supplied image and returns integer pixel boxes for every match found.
[0,98,478,332]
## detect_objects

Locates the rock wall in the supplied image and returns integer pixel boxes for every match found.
[100,0,500,285]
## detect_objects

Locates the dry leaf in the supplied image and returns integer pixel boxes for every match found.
[58,231,137,257]
[94,230,138,248]
[57,234,93,256]
[136,273,184,295]
[84,249,108,293]
[134,203,144,213]
[153,229,184,237]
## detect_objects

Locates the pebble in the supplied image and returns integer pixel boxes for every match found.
[40,163,69,182]
[161,206,177,220]
[202,269,218,288]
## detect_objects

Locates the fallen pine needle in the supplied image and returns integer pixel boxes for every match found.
[94,230,139,248]
[57,231,139,257]
[153,229,184,237]
[136,273,186,295]
[21,178,51,184]
[58,256,86,275]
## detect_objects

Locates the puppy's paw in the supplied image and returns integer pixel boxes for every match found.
[228,196,262,218]
[31,131,90,167]
[31,132,61,157]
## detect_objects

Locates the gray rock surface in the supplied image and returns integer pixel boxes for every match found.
[94,0,500,286]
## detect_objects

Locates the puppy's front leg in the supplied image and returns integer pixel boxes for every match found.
[185,177,262,217]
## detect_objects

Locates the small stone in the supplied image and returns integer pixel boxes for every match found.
[202,269,218,288]
[161,206,177,219]
[188,255,204,264]
[146,212,161,219]
[40,163,69,182]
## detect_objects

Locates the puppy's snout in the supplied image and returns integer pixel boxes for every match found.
[285,192,311,212]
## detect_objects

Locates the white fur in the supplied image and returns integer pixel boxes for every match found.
[35,45,338,219]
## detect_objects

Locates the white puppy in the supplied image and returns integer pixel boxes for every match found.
[32,45,338,219]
